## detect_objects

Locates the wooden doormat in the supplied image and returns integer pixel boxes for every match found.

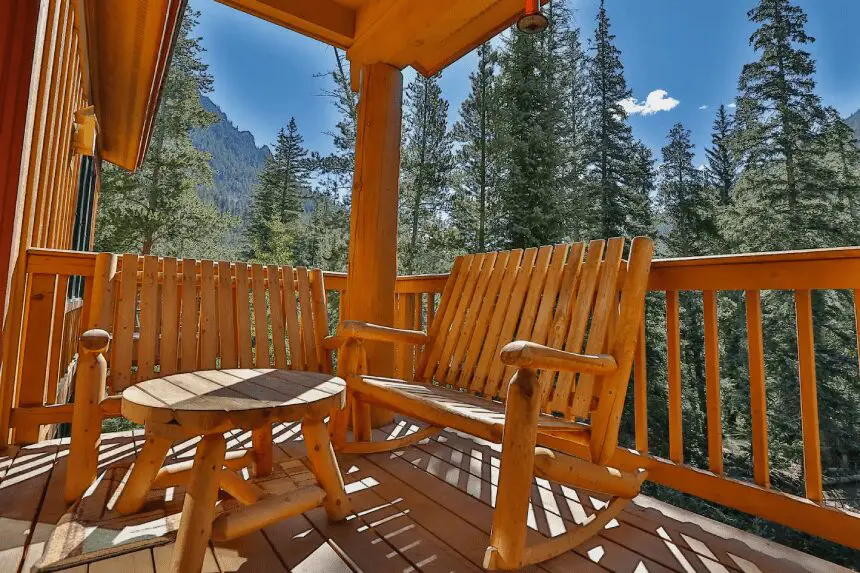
[34,456,317,572]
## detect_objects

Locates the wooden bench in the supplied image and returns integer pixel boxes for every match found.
[331,236,654,569]
[65,255,335,504]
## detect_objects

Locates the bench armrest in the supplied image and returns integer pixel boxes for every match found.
[336,320,428,346]
[500,341,617,375]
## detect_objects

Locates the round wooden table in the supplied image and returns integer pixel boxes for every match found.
[117,368,350,573]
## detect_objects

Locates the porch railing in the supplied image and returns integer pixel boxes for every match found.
[1,246,859,549]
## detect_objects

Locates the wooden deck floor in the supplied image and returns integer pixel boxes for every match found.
[0,419,850,573]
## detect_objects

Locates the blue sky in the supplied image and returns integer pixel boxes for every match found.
[192,0,860,165]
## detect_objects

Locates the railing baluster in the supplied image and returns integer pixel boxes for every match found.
[745,290,770,488]
[666,290,683,463]
[427,293,436,329]
[703,290,723,474]
[396,293,416,379]
[794,289,823,503]
[634,316,648,453]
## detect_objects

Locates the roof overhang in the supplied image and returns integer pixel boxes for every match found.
[78,0,186,171]
[217,0,537,90]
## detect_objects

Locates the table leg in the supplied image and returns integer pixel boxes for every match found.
[251,424,273,477]
[171,434,226,573]
[302,415,351,521]
[115,432,171,515]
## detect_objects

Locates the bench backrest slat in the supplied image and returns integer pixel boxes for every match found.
[417,238,654,445]
[105,256,332,392]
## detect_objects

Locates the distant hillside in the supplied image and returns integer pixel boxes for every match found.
[847,109,860,145]
[190,96,270,218]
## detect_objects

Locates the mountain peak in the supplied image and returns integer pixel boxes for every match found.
[191,96,270,217]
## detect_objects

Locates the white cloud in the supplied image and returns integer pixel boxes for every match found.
[698,105,708,110]
[619,89,680,116]
[728,102,737,108]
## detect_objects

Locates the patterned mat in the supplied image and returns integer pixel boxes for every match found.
[35,455,317,572]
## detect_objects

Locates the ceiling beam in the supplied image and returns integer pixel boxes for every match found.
[216,0,355,49]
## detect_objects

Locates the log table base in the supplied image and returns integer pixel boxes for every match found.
[116,368,351,573]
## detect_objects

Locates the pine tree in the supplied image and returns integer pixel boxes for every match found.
[625,141,656,238]
[585,0,635,239]
[247,118,311,263]
[399,73,454,273]
[706,104,738,206]
[94,9,236,259]
[452,43,502,253]
[559,23,593,240]
[497,7,567,248]
[315,48,358,192]
[730,0,836,250]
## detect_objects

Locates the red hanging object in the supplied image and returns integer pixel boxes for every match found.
[517,0,549,33]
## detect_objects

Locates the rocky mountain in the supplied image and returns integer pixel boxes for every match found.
[190,96,270,218]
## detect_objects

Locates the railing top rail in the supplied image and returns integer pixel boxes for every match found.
[26,245,860,292]
[653,245,860,268]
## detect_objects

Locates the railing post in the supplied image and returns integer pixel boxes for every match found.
[64,329,110,504]
[85,252,117,330]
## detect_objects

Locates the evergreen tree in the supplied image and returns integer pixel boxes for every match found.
[659,124,718,257]
[315,48,358,192]
[706,104,738,206]
[94,10,236,259]
[497,7,567,248]
[585,0,635,239]
[625,141,656,238]
[560,23,592,241]
[399,74,454,273]
[452,43,502,253]
[247,118,311,263]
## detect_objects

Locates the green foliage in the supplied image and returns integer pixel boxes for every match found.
[246,118,312,262]
[706,105,738,206]
[94,9,237,259]
[399,73,455,273]
[451,43,504,253]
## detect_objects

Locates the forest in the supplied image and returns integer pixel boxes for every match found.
[93,0,860,565]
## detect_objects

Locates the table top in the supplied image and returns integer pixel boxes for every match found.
[121,369,346,435]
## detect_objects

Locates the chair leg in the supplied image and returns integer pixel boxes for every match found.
[352,395,372,443]
[485,368,541,570]
[328,391,352,450]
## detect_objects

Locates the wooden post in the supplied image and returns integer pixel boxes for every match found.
[485,367,540,570]
[64,329,109,504]
[345,62,402,428]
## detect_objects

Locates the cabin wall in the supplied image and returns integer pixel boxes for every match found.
[0,0,97,445]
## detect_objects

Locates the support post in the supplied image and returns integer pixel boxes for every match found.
[345,62,402,427]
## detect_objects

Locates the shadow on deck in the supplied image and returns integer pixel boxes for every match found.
[0,418,848,573]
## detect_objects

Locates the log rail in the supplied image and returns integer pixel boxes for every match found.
[1,246,859,550]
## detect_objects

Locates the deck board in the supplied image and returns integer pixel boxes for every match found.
[0,419,852,573]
